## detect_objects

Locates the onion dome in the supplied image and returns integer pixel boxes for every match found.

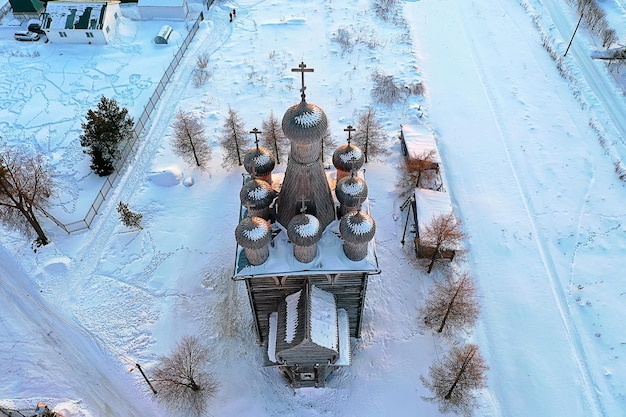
[235,216,272,250]
[287,213,322,246]
[244,146,276,177]
[335,175,368,208]
[340,210,376,244]
[282,100,328,143]
[240,179,275,210]
[332,143,364,173]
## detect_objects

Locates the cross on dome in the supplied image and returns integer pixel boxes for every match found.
[344,125,356,145]
[250,127,262,149]
[291,61,314,101]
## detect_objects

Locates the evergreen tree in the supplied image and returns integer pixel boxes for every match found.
[117,201,143,230]
[80,96,134,176]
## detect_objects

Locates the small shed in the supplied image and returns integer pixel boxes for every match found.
[154,25,173,44]
[9,0,45,19]
[138,0,189,20]
[413,187,459,261]
[399,124,441,172]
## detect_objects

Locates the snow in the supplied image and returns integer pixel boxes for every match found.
[338,147,363,163]
[401,123,441,162]
[284,290,301,344]
[267,312,278,363]
[1,0,626,416]
[309,285,338,351]
[293,214,320,238]
[414,187,455,237]
[294,107,323,128]
[334,309,351,366]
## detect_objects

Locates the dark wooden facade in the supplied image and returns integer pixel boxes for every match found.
[241,272,369,345]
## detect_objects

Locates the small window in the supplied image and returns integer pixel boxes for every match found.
[59,31,67,38]
[114,12,119,19]
[86,32,94,38]
[300,372,314,381]
[105,26,110,33]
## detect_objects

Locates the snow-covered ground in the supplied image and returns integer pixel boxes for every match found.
[1,0,625,416]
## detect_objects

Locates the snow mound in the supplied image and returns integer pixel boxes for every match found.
[53,400,94,417]
[147,166,183,187]
[42,256,72,275]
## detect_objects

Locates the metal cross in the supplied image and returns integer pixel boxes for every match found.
[299,195,310,213]
[344,125,356,145]
[250,128,262,148]
[291,61,314,100]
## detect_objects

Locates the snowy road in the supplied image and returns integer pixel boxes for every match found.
[406,0,626,415]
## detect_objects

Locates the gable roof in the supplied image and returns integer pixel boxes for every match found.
[44,1,109,31]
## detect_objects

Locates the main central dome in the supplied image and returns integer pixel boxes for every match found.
[282,100,328,144]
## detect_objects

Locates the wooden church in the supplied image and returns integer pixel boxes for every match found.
[233,62,380,388]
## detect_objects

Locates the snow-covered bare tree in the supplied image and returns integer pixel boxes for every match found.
[117,201,143,230]
[219,107,249,168]
[171,110,212,169]
[80,96,134,176]
[421,344,488,417]
[152,336,217,416]
[261,111,288,165]
[353,106,387,162]
[0,146,54,246]
[420,212,466,273]
[420,270,480,336]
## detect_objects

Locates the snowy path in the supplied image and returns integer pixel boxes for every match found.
[406,0,625,415]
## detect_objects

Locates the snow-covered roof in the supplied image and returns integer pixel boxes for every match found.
[234,219,379,278]
[138,0,185,6]
[285,290,301,343]
[267,312,278,363]
[44,1,108,31]
[401,124,441,162]
[309,285,338,350]
[414,188,460,250]
[334,309,351,366]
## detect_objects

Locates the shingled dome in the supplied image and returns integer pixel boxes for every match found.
[282,100,328,144]
[287,213,322,246]
[244,146,276,177]
[240,179,275,210]
[332,143,364,174]
[335,175,368,208]
[340,211,376,244]
[235,216,272,249]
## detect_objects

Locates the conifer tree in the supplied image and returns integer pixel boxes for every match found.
[219,107,249,168]
[261,111,288,164]
[171,110,212,169]
[80,96,134,176]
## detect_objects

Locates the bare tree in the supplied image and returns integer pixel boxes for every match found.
[353,106,388,163]
[320,127,338,164]
[420,271,480,336]
[152,336,217,416]
[602,28,618,48]
[0,146,54,246]
[261,111,289,165]
[171,110,212,169]
[420,212,466,273]
[117,201,143,230]
[421,344,488,417]
[396,149,440,199]
[219,107,249,168]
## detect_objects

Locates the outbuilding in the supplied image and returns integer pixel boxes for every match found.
[138,0,189,20]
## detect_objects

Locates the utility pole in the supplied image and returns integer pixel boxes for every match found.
[564,13,584,57]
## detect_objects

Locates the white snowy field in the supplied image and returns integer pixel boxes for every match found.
[1,0,626,416]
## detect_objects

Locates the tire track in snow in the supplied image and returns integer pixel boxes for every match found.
[455,0,606,416]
